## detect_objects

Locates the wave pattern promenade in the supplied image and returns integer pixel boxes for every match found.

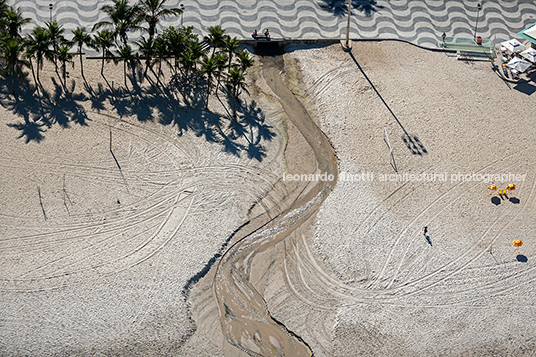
[19,0,536,49]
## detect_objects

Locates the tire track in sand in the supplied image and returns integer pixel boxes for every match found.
[212,54,338,356]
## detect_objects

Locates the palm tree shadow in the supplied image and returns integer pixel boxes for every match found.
[7,118,47,143]
[44,79,90,128]
[171,72,205,108]
[1,73,90,141]
[0,79,41,123]
[318,0,383,17]
[235,99,275,161]
[90,83,111,112]
[2,70,275,162]
[348,51,428,155]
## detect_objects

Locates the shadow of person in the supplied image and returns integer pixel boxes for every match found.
[491,197,501,206]
[517,254,528,263]
[425,235,432,246]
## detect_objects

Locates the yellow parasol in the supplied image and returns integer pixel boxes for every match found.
[487,185,497,191]
[506,183,516,191]
[512,239,523,247]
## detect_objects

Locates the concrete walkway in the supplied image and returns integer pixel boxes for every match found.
[20,1,536,49]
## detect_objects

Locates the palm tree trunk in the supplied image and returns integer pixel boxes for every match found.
[100,52,114,96]
[53,43,58,73]
[206,80,211,109]
[28,58,39,95]
[62,65,67,92]
[215,72,223,96]
[11,67,16,97]
[149,23,156,44]
[36,60,45,91]
[78,47,93,95]
[121,33,128,48]
[79,47,85,78]
[232,85,238,118]
[123,60,127,89]
[144,56,151,78]
[101,54,105,78]
[54,62,64,93]
[233,97,237,118]
[158,59,163,79]
[150,66,165,90]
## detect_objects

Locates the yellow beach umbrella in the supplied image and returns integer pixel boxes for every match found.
[506,183,516,191]
[512,239,523,247]
[487,185,497,191]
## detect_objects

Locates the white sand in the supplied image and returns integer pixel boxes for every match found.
[3,41,536,356]
[0,58,285,355]
[263,41,536,356]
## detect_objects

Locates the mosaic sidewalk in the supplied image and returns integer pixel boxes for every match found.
[19,1,536,49]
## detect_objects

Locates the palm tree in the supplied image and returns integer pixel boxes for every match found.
[56,43,73,90]
[180,50,195,82]
[152,35,168,81]
[4,6,30,39]
[0,0,10,29]
[0,0,9,15]
[223,35,240,73]
[116,44,135,88]
[138,0,182,44]
[237,50,254,72]
[213,51,227,93]
[160,26,186,76]
[201,56,217,109]
[135,36,155,78]
[91,30,114,80]
[93,0,143,48]
[187,40,206,73]
[25,26,53,89]
[24,50,39,93]
[0,37,30,96]
[227,65,248,118]
[71,27,92,80]
[45,21,66,71]
[204,25,225,58]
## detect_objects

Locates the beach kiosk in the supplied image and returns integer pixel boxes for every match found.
[443,36,494,60]
[518,22,536,49]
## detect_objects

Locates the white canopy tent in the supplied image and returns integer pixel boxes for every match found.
[507,57,532,73]
[501,39,526,53]
[523,25,536,42]
[520,47,536,63]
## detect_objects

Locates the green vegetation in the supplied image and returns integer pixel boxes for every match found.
[0,0,270,160]
[0,0,253,112]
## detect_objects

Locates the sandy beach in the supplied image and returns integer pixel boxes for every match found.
[261,41,536,356]
[0,56,287,355]
[2,39,536,356]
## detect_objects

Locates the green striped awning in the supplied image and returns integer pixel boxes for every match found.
[518,22,536,45]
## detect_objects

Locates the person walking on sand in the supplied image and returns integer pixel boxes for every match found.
[424,226,428,235]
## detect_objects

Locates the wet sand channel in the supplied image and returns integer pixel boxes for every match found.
[192,54,338,355]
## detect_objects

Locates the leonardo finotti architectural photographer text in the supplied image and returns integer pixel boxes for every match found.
[283,172,526,183]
